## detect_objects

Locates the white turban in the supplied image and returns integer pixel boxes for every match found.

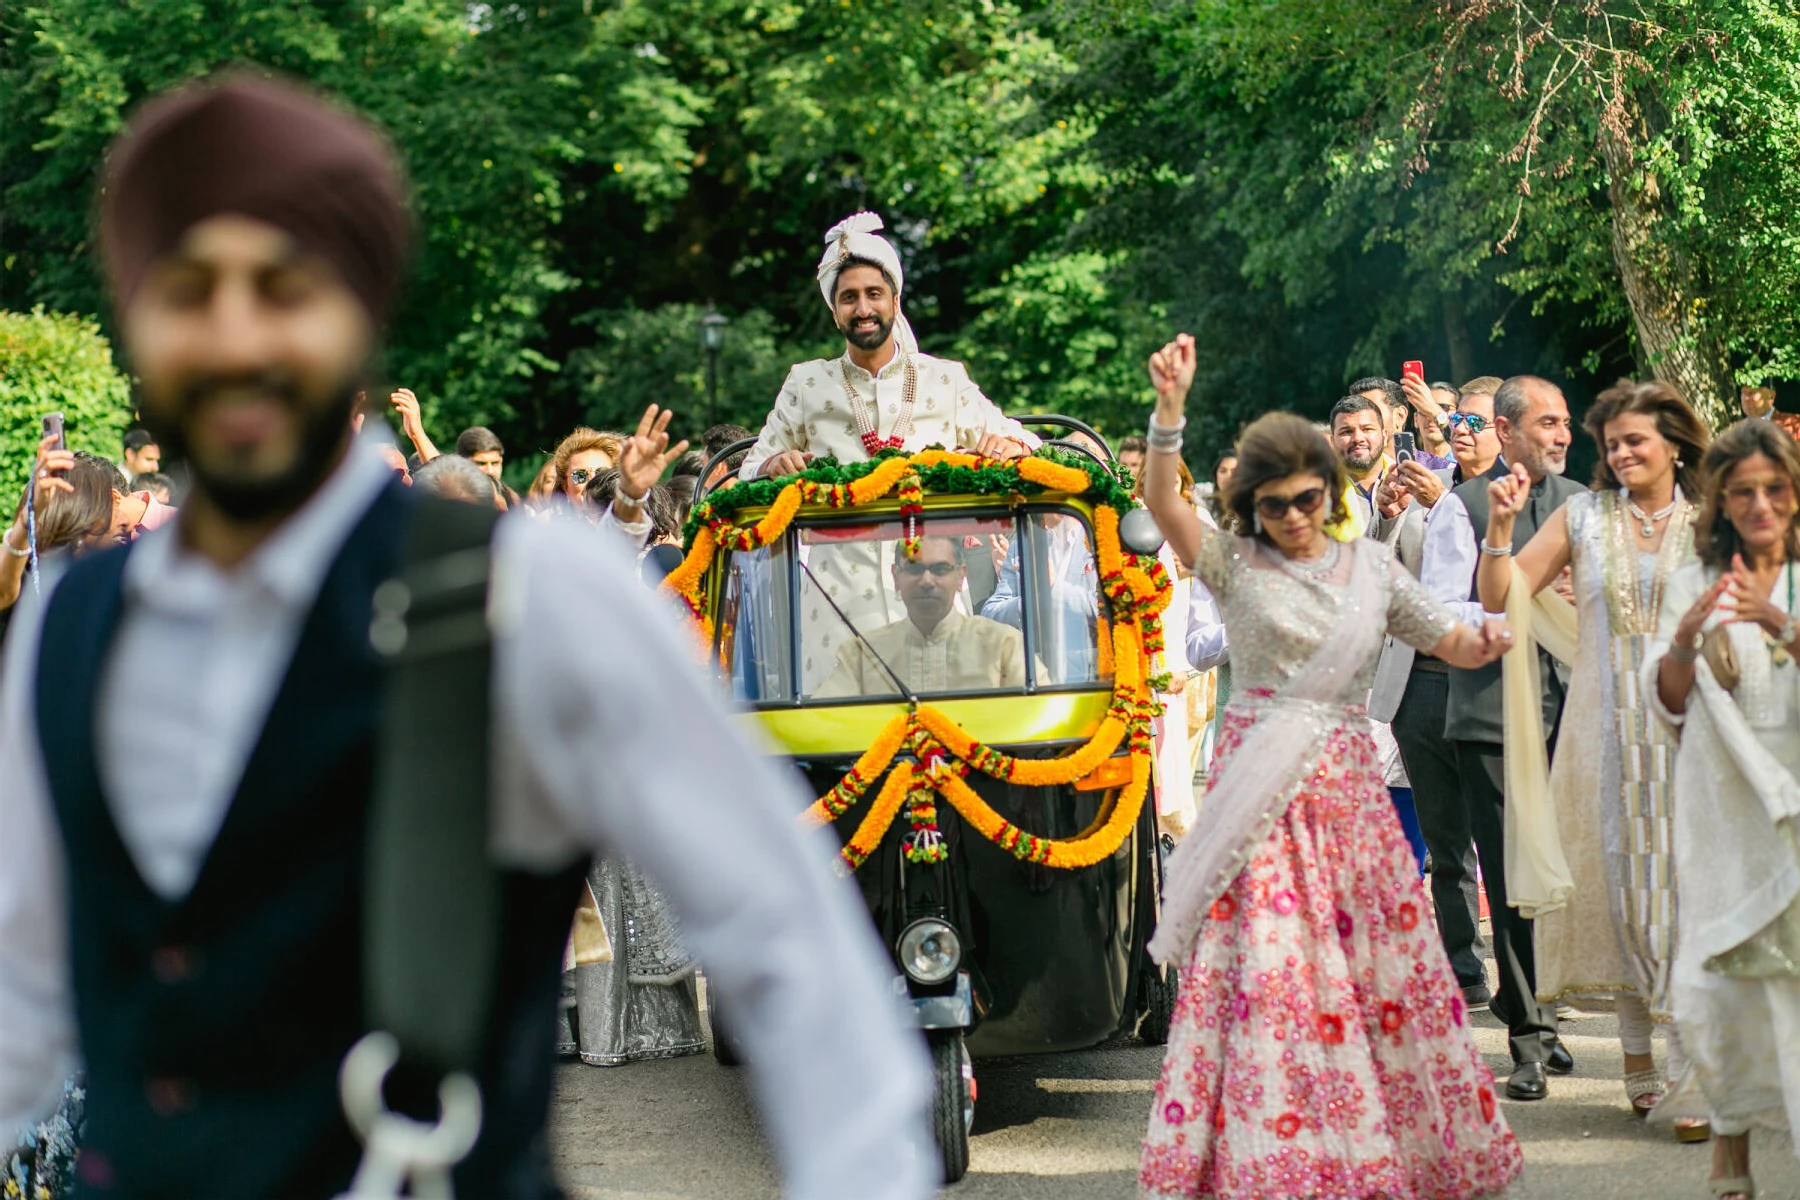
[816,211,918,354]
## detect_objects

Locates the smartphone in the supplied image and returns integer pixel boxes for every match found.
[40,412,64,455]
[1401,360,1425,383]
[1393,431,1417,464]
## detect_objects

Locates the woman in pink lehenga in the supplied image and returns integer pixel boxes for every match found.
[1134,336,1524,1200]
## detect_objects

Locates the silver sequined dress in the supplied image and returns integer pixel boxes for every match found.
[1142,533,1521,1199]
[557,858,705,1067]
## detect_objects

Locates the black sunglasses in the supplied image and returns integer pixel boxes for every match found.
[570,466,608,487]
[898,560,961,578]
[1253,487,1328,520]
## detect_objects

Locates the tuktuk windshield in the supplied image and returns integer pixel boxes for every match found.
[714,508,1111,706]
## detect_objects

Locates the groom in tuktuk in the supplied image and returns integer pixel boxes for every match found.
[741,213,1041,693]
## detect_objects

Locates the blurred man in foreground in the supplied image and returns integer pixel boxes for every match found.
[0,73,932,1200]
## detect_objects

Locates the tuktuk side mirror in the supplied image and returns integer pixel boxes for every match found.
[1118,508,1165,557]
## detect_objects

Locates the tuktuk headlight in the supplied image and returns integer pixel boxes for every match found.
[897,918,962,985]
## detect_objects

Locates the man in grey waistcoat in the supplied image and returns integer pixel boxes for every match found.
[1371,379,1505,1008]
[1417,374,1582,1102]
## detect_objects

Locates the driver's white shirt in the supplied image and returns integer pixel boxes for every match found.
[814,609,1025,699]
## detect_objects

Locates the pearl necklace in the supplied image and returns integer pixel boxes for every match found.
[1624,485,1682,539]
[1278,538,1342,583]
[842,354,918,457]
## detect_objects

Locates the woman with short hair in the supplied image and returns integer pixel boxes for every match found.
[1647,419,1800,1200]
[1136,335,1521,1199]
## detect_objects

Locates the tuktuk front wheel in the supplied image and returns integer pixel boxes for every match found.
[928,1029,974,1183]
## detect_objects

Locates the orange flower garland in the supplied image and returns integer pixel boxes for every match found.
[840,763,913,869]
[802,713,910,828]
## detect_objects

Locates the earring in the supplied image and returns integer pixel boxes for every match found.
[1253,513,1264,535]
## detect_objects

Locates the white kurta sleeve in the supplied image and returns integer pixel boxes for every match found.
[0,586,79,1128]
[491,516,935,1200]
[951,364,1040,449]
[1185,578,1228,672]
[595,502,652,549]
[740,367,811,480]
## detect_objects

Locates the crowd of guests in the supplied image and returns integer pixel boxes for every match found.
[1,395,763,626]
[1144,358,1800,1200]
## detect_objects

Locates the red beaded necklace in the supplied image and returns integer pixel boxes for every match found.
[843,354,917,457]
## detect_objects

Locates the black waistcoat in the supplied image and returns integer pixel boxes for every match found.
[35,483,583,1200]
[1442,461,1586,744]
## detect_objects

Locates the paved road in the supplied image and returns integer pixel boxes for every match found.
[549,997,1799,1199]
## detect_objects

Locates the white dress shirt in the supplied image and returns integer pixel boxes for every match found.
[0,441,934,1200]
[1185,577,1228,672]
[1418,490,1493,627]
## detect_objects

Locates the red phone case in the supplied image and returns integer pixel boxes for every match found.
[1402,360,1424,382]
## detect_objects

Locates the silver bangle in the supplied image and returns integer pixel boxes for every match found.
[1146,415,1186,455]
[1666,640,1698,665]
[1479,541,1513,557]
[3,526,28,558]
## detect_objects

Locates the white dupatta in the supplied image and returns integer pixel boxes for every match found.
[1662,638,1800,966]
[1499,565,1580,918]
[1149,541,1389,966]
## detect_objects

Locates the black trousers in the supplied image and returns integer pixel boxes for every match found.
[1389,667,1483,988]
[1452,739,1560,1065]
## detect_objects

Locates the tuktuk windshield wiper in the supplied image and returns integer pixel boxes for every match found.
[798,556,918,706]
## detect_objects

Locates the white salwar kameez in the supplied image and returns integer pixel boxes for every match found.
[742,351,1038,693]
[1645,559,1800,1142]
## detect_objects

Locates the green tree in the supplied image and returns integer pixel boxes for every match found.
[1052,0,1800,431]
[0,0,703,435]
[0,308,134,498]
[559,303,835,447]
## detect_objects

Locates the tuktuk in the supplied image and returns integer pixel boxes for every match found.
[663,422,1179,1181]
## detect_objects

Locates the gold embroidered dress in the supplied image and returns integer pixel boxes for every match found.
[1534,490,1693,1014]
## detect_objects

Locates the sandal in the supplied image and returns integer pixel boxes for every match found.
[1676,1117,1713,1144]
[1625,1067,1665,1117]
[1712,1132,1753,1198]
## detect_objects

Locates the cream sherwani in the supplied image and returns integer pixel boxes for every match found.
[814,610,1027,699]
[745,350,1039,692]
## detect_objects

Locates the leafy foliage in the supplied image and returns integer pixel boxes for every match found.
[5,0,1798,476]
[0,308,134,498]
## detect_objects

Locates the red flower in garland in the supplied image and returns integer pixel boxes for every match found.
[1317,1013,1346,1045]
[1396,901,1420,931]
[1478,1086,1497,1123]
[1380,1001,1405,1034]
[1273,1112,1303,1140]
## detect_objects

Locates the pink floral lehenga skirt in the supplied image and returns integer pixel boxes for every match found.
[1141,706,1522,1199]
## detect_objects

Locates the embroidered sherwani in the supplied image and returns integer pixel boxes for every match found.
[744,351,1039,693]
[741,350,1036,479]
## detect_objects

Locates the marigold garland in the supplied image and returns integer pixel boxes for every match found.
[840,763,914,869]
[667,446,1171,871]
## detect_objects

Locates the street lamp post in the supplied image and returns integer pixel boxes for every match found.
[700,308,728,429]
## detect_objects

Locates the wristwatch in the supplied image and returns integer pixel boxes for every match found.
[1433,410,1451,429]
[1778,612,1799,648]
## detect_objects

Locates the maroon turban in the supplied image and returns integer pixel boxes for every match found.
[100,73,412,322]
